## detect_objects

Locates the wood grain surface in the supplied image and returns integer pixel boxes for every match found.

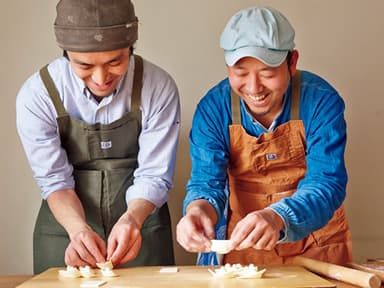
[15,265,337,288]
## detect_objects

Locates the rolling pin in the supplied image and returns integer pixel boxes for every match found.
[292,256,381,288]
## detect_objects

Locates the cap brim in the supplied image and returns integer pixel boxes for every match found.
[224,46,288,67]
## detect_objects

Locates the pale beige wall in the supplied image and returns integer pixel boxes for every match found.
[1,0,383,274]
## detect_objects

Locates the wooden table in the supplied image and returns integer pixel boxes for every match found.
[1,265,375,288]
[0,276,364,288]
[0,275,32,288]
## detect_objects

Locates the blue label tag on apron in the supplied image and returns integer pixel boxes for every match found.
[100,141,112,150]
[266,153,278,160]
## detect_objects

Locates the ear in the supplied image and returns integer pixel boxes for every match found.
[288,50,299,76]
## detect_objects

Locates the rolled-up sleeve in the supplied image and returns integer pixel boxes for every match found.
[16,72,75,199]
[270,82,347,242]
[126,64,181,207]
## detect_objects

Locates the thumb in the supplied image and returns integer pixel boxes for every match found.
[200,215,215,240]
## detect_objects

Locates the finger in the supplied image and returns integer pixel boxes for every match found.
[185,239,209,252]
[88,237,107,263]
[71,240,98,266]
[79,236,106,265]
[177,217,212,252]
[109,232,140,266]
[65,244,89,268]
[263,237,278,250]
[199,216,215,240]
[177,228,209,252]
[260,231,279,250]
[252,237,269,250]
[109,228,139,260]
[230,223,254,249]
[234,224,267,250]
[113,236,142,266]
[106,237,118,261]
[95,237,107,259]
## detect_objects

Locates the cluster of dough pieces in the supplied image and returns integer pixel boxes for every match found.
[58,260,118,278]
[208,263,266,279]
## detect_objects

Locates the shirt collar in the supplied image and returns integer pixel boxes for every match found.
[242,94,287,132]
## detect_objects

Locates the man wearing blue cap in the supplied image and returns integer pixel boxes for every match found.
[177,6,352,265]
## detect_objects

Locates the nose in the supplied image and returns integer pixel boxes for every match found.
[246,74,264,94]
[91,67,109,86]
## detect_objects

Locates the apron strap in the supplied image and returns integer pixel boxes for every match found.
[230,89,241,125]
[39,65,67,117]
[290,70,302,120]
[40,55,144,117]
[131,54,143,112]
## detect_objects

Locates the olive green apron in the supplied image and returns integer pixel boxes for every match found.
[33,55,174,274]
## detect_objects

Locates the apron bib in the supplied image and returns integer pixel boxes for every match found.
[33,55,174,274]
[223,71,352,265]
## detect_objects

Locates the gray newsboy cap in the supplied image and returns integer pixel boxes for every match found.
[54,0,138,52]
[220,6,295,67]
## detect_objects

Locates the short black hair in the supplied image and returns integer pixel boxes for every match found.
[63,46,135,59]
[286,51,293,66]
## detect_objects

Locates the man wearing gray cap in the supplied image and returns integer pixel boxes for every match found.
[177,6,352,265]
[16,0,180,274]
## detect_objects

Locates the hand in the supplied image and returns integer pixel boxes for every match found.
[176,200,216,253]
[46,189,107,267]
[230,208,284,251]
[65,228,107,268]
[106,212,142,267]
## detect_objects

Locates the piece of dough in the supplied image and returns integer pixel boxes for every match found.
[210,240,232,254]
[79,266,96,278]
[58,266,82,278]
[96,260,113,270]
[208,263,266,279]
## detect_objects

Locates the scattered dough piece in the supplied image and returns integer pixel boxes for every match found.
[210,240,232,254]
[159,267,179,273]
[100,268,118,277]
[208,263,237,278]
[79,266,96,278]
[237,266,266,279]
[208,268,236,279]
[80,280,107,287]
[58,262,118,279]
[58,266,82,278]
[208,263,266,279]
[96,260,118,277]
[96,260,113,270]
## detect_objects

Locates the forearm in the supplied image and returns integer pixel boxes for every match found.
[186,199,218,225]
[47,189,91,239]
[123,198,156,228]
[274,92,348,241]
[270,183,345,242]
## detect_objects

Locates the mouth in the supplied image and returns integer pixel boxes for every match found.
[245,93,268,102]
[94,80,114,91]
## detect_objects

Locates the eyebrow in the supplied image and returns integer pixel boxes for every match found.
[233,64,275,72]
[106,54,124,64]
[72,54,124,66]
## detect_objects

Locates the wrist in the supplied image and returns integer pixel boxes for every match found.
[186,199,218,224]
[264,207,285,231]
[126,199,156,228]
[67,222,92,240]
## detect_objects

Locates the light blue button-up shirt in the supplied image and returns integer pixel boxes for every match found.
[184,70,347,243]
[16,55,180,208]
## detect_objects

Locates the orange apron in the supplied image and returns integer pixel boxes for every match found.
[223,71,352,265]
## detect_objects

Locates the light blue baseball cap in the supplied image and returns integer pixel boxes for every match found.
[220,6,295,67]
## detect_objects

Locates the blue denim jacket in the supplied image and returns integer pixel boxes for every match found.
[184,71,348,265]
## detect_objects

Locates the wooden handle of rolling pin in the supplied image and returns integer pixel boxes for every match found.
[292,256,381,288]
